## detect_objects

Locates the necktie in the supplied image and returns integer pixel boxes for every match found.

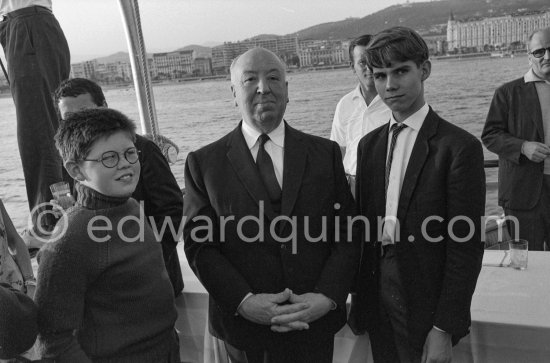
[385,123,407,198]
[256,134,282,210]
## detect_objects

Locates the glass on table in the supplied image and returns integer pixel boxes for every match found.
[508,239,528,270]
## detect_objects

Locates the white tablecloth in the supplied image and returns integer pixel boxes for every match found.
[175,247,550,363]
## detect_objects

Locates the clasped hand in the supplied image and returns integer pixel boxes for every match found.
[237,288,333,333]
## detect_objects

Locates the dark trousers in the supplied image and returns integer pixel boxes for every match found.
[0,6,71,230]
[504,175,550,251]
[370,246,421,363]
[224,336,334,363]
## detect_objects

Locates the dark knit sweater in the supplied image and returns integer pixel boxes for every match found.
[35,183,178,363]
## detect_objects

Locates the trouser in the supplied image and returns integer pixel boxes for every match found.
[223,336,334,363]
[370,245,421,363]
[0,6,71,230]
[504,175,550,251]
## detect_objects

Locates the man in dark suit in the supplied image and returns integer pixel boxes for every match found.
[349,27,485,363]
[183,47,359,363]
[482,27,550,251]
[52,78,185,296]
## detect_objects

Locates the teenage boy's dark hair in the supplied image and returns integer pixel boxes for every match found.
[366,26,429,69]
[55,108,136,163]
[348,34,373,62]
[53,78,107,118]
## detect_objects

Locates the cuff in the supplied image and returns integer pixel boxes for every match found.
[235,292,254,316]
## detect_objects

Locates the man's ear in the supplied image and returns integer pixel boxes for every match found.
[421,60,432,81]
[65,161,86,182]
[101,100,108,108]
[231,85,238,107]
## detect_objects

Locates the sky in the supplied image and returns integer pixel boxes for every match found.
[45,0,428,62]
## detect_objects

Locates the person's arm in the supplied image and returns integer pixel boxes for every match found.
[425,136,485,362]
[481,86,549,163]
[0,200,34,296]
[34,229,94,362]
[138,139,183,257]
[330,99,347,159]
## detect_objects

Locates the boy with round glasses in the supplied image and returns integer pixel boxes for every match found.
[51,77,185,297]
[34,108,179,362]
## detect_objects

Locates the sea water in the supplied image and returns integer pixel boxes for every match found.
[0,55,529,229]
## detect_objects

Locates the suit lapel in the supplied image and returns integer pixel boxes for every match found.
[396,108,437,221]
[372,125,389,219]
[523,82,544,140]
[280,123,307,219]
[226,124,278,221]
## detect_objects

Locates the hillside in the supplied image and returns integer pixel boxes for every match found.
[290,0,550,40]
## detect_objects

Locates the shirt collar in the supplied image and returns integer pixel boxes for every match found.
[351,84,363,100]
[389,103,429,132]
[241,120,285,149]
[352,84,383,105]
[524,69,550,84]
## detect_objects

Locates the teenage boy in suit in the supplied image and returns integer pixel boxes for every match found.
[350,27,485,363]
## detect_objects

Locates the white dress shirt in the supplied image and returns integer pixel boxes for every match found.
[381,103,429,245]
[330,85,391,175]
[0,0,52,16]
[241,120,285,188]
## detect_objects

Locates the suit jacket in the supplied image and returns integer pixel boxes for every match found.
[349,108,485,350]
[133,135,184,294]
[183,122,359,350]
[481,77,544,210]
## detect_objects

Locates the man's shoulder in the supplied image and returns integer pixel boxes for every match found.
[357,122,387,146]
[189,128,236,160]
[288,125,336,149]
[431,112,480,147]
[337,87,358,104]
[134,134,163,153]
[495,76,526,94]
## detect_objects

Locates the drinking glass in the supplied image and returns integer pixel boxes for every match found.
[509,239,528,270]
[50,182,75,209]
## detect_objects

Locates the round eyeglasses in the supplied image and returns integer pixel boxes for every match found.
[82,147,140,168]
[529,47,550,59]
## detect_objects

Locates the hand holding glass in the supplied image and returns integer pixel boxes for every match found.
[50,181,75,210]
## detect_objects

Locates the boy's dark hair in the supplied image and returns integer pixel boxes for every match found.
[55,108,136,163]
[348,34,373,62]
[366,26,429,69]
[53,78,107,118]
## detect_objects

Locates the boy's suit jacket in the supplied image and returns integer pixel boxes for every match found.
[349,108,485,350]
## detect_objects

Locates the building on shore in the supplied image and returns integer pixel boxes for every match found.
[152,50,194,80]
[447,10,550,53]
[297,40,347,67]
[211,36,299,74]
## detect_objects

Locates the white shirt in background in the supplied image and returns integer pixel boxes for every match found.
[0,0,52,17]
[330,84,391,176]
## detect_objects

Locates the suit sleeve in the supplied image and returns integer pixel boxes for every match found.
[433,136,485,337]
[183,152,252,313]
[314,142,360,308]
[481,87,524,164]
[139,140,183,258]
